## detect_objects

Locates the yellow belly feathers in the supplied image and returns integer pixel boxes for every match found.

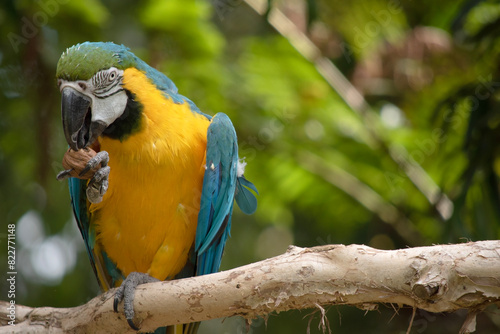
[89,68,210,282]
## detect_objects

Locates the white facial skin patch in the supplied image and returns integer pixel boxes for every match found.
[59,67,127,128]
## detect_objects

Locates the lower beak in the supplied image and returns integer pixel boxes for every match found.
[61,87,106,150]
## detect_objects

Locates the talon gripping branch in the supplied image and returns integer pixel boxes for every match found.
[56,42,258,334]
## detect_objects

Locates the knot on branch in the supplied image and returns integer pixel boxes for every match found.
[412,282,440,300]
[409,252,452,302]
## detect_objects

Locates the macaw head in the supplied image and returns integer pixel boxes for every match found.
[56,42,138,150]
[57,42,198,149]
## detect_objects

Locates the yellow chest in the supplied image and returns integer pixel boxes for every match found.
[89,68,210,280]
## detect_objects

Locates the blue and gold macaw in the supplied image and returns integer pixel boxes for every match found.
[55,42,257,333]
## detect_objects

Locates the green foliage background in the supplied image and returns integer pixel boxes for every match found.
[1,0,500,333]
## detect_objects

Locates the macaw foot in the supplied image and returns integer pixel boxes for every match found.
[114,272,159,330]
[56,150,110,204]
[80,151,110,204]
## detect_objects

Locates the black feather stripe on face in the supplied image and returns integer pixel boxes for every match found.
[101,90,143,141]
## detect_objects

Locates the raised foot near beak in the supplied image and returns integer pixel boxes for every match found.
[56,149,110,204]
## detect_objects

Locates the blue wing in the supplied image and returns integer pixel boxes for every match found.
[195,113,258,276]
[68,178,98,276]
[68,177,123,289]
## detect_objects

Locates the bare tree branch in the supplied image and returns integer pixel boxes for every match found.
[1,241,499,333]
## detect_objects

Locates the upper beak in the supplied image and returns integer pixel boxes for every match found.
[61,87,106,150]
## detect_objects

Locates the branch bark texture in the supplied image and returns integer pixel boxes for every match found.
[1,241,499,333]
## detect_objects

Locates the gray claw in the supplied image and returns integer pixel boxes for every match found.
[80,151,109,177]
[114,272,159,330]
[86,166,110,204]
[56,169,73,181]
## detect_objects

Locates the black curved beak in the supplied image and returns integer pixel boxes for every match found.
[61,87,106,150]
